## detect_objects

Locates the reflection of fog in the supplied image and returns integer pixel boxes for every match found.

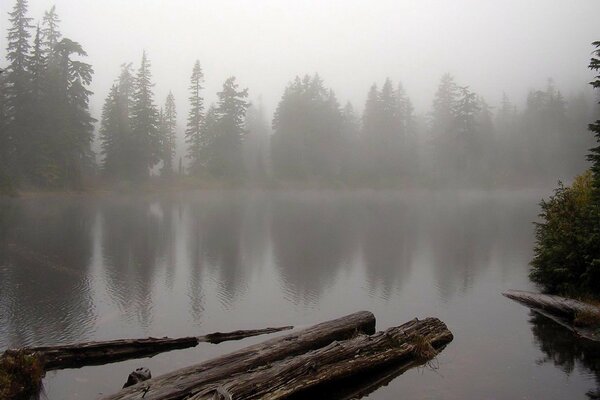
[427,193,537,301]
[0,199,95,347]
[270,194,358,304]
[196,198,245,308]
[358,195,416,298]
[529,312,600,399]
[101,199,167,328]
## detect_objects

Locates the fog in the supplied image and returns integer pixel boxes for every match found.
[2,0,598,117]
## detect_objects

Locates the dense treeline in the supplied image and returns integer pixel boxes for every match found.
[529,42,600,296]
[0,0,596,191]
[1,0,94,190]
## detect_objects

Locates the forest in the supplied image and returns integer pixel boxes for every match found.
[0,0,596,193]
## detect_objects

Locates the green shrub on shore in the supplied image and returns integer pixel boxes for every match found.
[530,171,600,296]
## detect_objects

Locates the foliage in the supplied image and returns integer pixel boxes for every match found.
[530,42,600,296]
[1,1,94,189]
[160,92,177,175]
[0,351,44,400]
[530,171,600,294]
[186,60,205,174]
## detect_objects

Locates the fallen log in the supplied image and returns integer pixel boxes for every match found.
[103,311,376,400]
[187,317,453,400]
[1,326,293,371]
[503,289,600,341]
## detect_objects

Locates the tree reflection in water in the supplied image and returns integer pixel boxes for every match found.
[530,311,600,399]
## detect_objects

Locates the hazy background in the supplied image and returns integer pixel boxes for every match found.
[1,0,598,122]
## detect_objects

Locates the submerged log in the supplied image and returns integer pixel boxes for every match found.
[188,317,453,400]
[103,311,376,400]
[1,326,293,371]
[503,289,600,341]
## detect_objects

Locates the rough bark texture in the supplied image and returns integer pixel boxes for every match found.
[187,317,452,400]
[503,289,600,341]
[1,326,293,371]
[102,311,376,400]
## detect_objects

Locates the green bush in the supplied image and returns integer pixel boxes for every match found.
[530,171,600,296]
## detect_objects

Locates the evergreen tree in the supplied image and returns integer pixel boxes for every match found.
[340,101,360,179]
[5,0,33,183]
[272,74,343,179]
[243,98,270,180]
[130,51,160,179]
[161,91,177,175]
[430,74,459,183]
[587,42,600,196]
[185,60,204,173]
[41,5,61,59]
[206,76,249,178]
[50,38,95,187]
[99,84,122,176]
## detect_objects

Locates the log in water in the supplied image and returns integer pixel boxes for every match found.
[503,289,600,341]
[102,311,377,400]
[1,326,293,371]
[188,317,453,400]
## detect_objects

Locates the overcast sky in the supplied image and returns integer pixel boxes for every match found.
[1,0,598,127]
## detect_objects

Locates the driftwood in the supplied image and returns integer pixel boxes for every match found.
[187,317,453,400]
[503,289,600,341]
[1,326,293,371]
[103,311,377,400]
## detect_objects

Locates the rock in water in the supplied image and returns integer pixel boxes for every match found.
[123,367,151,388]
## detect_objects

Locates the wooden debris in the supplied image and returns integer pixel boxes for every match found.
[1,326,293,371]
[503,289,600,341]
[102,311,377,400]
[188,317,453,400]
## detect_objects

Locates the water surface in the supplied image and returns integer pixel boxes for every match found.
[1,190,599,399]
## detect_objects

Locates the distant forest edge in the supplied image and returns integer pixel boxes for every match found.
[0,0,598,193]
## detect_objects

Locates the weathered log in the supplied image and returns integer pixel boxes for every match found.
[1,326,293,371]
[503,289,600,341]
[103,311,376,400]
[187,317,453,400]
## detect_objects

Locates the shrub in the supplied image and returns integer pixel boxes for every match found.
[530,171,600,295]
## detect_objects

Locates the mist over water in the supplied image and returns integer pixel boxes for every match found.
[0,190,598,399]
[1,1,600,399]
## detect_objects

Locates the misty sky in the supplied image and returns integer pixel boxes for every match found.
[1,0,598,127]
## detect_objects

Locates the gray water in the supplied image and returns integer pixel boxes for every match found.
[1,190,599,399]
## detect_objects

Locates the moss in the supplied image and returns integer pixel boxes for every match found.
[0,351,45,400]
[409,334,438,361]
[573,310,600,328]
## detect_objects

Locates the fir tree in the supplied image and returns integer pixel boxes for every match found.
[207,77,249,178]
[130,51,160,179]
[588,41,600,198]
[99,84,122,175]
[5,0,33,183]
[161,91,177,175]
[41,5,61,58]
[185,60,204,173]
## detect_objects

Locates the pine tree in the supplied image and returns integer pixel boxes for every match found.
[430,73,459,183]
[207,76,249,178]
[42,5,61,58]
[161,91,177,175]
[243,98,270,179]
[50,38,95,187]
[130,51,160,179]
[99,84,122,175]
[589,41,600,197]
[272,74,343,179]
[5,0,33,183]
[185,60,204,173]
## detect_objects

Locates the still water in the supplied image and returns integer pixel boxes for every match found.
[0,190,599,399]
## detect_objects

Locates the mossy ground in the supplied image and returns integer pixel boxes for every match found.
[0,351,44,400]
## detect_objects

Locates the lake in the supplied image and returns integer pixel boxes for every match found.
[1,190,599,399]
